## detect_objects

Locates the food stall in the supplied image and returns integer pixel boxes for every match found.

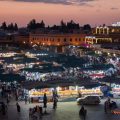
[28,86,103,103]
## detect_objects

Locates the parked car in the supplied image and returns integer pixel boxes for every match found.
[77,95,101,105]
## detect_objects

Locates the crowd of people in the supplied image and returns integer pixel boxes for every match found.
[0,84,59,119]
[26,92,58,120]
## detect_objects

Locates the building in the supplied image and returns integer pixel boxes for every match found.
[94,22,120,43]
[29,33,86,47]
[85,22,120,45]
[0,30,15,47]
[14,34,29,47]
[11,21,120,51]
[85,36,112,44]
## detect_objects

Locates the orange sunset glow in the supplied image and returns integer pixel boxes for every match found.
[0,0,120,26]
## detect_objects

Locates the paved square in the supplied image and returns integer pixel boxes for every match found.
[0,98,120,120]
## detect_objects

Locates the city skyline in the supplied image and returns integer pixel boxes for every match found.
[0,0,120,27]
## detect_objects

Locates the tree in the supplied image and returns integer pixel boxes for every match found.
[27,19,45,30]
[60,20,66,28]
[7,23,14,31]
[1,22,7,30]
[47,25,50,29]
[14,23,18,31]
[40,20,45,28]
[83,24,91,34]
[60,20,67,33]
[27,19,36,30]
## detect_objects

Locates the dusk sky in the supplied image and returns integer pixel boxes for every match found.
[0,0,120,27]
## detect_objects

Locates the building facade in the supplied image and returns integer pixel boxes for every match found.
[85,36,112,44]
[14,34,29,47]
[86,22,120,45]
[29,33,86,46]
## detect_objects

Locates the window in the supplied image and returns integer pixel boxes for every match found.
[93,39,96,43]
[58,38,60,42]
[64,38,67,42]
[70,38,72,42]
[75,38,77,41]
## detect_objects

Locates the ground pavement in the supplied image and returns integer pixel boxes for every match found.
[0,98,120,120]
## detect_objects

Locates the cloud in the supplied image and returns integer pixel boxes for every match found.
[1,0,96,5]
[111,7,119,10]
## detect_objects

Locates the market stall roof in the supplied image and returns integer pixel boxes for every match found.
[21,77,99,89]
[98,76,120,84]
[1,52,88,68]
[20,65,65,73]
[62,56,87,68]
[86,51,98,56]
[0,73,25,82]
[24,49,57,55]
[82,64,114,71]
[2,56,39,64]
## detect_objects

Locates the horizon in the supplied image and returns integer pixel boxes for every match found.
[0,0,120,27]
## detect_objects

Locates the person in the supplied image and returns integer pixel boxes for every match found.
[53,96,58,109]
[15,93,18,101]
[43,93,47,114]
[78,91,82,98]
[6,97,10,105]
[39,106,43,116]
[1,102,6,115]
[16,102,21,112]
[79,105,87,120]
[15,90,18,101]
[31,97,33,103]
[25,95,27,104]
[52,90,58,109]
[110,101,117,110]
[29,108,32,118]
[104,98,111,114]
[28,97,31,104]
